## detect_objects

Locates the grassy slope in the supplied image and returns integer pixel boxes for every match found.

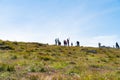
[0,40,120,80]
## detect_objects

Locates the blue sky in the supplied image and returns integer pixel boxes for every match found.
[0,0,120,47]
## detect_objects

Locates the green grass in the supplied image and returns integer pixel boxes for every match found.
[0,39,120,80]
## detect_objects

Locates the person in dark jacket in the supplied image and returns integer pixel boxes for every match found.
[67,38,70,46]
[71,42,73,46]
[116,42,119,49]
[76,41,80,46]
[64,40,67,46]
[55,38,58,45]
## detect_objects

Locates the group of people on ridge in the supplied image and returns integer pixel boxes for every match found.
[55,38,119,49]
[55,38,80,46]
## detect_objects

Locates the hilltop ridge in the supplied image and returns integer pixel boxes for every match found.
[0,39,120,80]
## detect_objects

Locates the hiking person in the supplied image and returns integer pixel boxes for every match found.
[67,38,70,46]
[98,42,101,48]
[76,41,80,46]
[64,40,67,46]
[58,41,61,46]
[55,38,58,45]
[116,42,119,49]
[71,42,73,46]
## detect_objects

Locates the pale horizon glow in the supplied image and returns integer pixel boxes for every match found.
[0,0,120,47]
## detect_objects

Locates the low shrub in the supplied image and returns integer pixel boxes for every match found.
[0,64,15,72]
[11,55,17,60]
[27,66,47,72]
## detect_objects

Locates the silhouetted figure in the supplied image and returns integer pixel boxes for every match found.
[116,42,119,49]
[76,41,80,46]
[67,38,70,46]
[55,38,59,45]
[55,38,58,45]
[64,40,67,46]
[98,42,101,48]
[58,41,61,46]
[71,42,73,46]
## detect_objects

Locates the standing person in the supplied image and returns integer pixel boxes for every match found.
[98,42,101,48]
[71,42,73,46]
[58,41,61,46]
[67,38,70,46]
[76,41,80,46]
[116,42,119,49]
[64,40,67,46]
[55,38,58,45]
